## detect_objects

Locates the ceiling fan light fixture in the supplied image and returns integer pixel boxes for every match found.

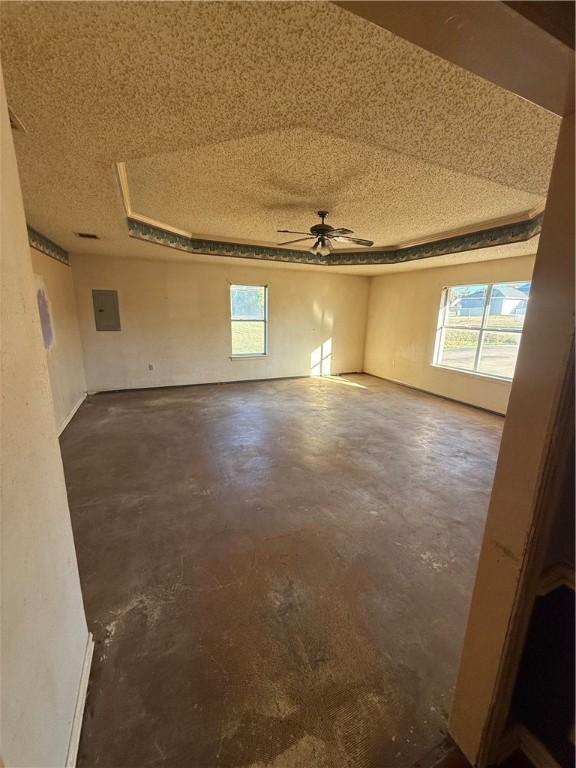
[310,239,330,257]
[279,211,372,255]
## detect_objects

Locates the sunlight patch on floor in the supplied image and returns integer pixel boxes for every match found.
[320,375,367,389]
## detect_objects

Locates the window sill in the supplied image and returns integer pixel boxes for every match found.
[431,363,512,383]
[229,353,268,359]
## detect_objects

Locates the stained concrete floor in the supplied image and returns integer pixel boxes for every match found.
[61,375,503,768]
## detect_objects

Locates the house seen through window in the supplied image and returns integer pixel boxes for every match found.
[230,284,267,356]
[434,281,531,380]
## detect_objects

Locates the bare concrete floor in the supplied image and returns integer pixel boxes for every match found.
[61,375,503,768]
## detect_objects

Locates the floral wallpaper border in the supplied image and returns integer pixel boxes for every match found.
[127,214,542,266]
[27,226,70,265]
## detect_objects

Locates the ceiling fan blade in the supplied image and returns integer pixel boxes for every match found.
[278,236,314,246]
[327,228,353,235]
[277,230,312,235]
[333,236,374,247]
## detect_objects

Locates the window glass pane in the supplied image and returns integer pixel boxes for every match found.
[231,285,265,320]
[438,329,480,371]
[486,282,530,331]
[445,284,487,328]
[231,321,265,355]
[477,331,520,379]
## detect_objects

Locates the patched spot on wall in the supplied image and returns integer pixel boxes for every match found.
[35,275,54,350]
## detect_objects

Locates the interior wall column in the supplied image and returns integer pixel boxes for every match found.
[449,111,575,764]
[0,62,91,768]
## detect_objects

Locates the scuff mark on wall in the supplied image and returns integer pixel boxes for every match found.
[34,274,55,350]
[493,539,518,562]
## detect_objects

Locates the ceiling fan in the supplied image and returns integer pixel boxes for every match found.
[277,211,374,256]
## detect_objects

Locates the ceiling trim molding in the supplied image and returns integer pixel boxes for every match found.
[27,226,70,265]
[127,214,543,267]
[391,206,544,250]
[127,218,324,264]
[115,161,133,218]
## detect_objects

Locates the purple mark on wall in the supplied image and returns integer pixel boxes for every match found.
[36,287,54,350]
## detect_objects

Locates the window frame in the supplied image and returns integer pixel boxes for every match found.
[229,283,268,358]
[433,281,529,381]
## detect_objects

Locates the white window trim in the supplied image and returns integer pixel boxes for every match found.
[229,283,268,357]
[229,353,269,360]
[432,281,528,381]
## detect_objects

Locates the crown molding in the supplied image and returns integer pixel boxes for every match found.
[127,213,542,266]
[386,206,544,250]
[127,218,322,264]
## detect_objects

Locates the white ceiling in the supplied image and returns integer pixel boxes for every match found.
[0,1,559,273]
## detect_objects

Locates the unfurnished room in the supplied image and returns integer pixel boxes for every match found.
[1,3,574,768]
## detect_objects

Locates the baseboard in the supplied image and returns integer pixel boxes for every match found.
[58,393,86,436]
[86,372,364,396]
[363,371,506,416]
[537,562,575,596]
[66,632,94,768]
[492,725,562,768]
[518,726,562,768]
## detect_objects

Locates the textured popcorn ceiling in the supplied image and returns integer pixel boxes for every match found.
[0,1,560,271]
[126,129,543,247]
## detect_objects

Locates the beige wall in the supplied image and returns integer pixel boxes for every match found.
[31,248,86,433]
[0,69,89,766]
[72,254,369,393]
[364,255,536,414]
[73,252,536,412]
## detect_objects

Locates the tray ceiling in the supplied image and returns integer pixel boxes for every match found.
[0,1,560,271]
[123,128,544,249]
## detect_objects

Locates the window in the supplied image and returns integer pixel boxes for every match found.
[434,281,531,380]
[230,284,267,356]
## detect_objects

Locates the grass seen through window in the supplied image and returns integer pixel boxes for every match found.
[230,284,267,355]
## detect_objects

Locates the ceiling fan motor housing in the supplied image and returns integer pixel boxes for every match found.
[311,210,333,236]
[310,223,333,236]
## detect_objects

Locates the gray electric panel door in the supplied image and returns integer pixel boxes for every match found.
[92,289,121,331]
